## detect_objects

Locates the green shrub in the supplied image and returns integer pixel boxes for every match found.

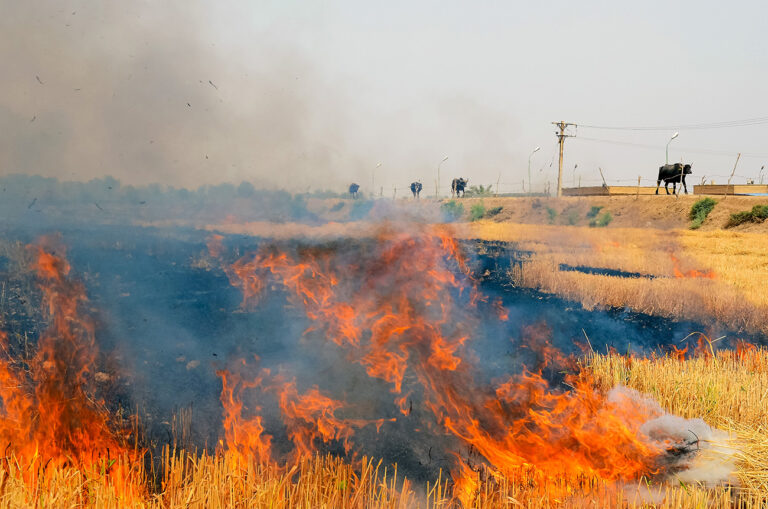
[441,200,465,222]
[727,211,752,228]
[546,206,557,224]
[565,210,580,225]
[485,206,503,218]
[586,205,603,218]
[589,211,613,227]
[469,202,486,221]
[689,198,717,229]
[726,204,768,228]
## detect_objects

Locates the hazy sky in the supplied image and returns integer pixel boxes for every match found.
[2,0,767,193]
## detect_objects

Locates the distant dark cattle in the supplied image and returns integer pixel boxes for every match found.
[410,181,423,198]
[451,178,468,198]
[656,163,692,195]
[349,183,360,199]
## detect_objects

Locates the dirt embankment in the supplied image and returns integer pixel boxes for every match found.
[296,194,768,231]
[440,195,768,231]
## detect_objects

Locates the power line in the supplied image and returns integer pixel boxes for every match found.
[574,136,768,158]
[578,116,768,131]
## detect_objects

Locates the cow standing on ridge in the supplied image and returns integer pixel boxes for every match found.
[349,183,360,199]
[410,181,423,198]
[451,178,468,198]
[655,163,692,195]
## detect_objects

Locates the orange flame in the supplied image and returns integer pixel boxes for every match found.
[273,376,356,459]
[0,244,142,501]
[217,360,392,464]
[669,253,716,279]
[217,363,272,464]
[221,224,667,499]
[669,344,688,361]
[735,339,757,360]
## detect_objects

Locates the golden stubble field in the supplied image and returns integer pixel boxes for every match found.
[2,351,767,508]
[463,220,768,336]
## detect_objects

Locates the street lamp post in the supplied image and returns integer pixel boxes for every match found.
[666,132,679,164]
[436,156,448,198]
[528,147,541,195]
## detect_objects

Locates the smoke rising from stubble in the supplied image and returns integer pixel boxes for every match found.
[0,1,354,189]
[1,1,523,193]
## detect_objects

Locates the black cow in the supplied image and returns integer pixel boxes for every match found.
[410,181,423,198]
[349,183,360,199]
[451,178,468,198]
[655,163,692,195]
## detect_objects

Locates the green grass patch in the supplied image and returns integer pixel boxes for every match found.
[689,198,717,229]
[469,202,486,222]
[441,200,465,222]
[589,211,613,227]
[726,204,768,228]
[546,206,557,224]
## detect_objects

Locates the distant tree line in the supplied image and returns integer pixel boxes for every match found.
[0,174,352,225]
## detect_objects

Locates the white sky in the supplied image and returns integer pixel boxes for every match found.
[2,0,767,192]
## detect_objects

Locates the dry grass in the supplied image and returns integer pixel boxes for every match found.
[0,449,757,508]
[155,452,419,508]
[4,348,768,508]
[588,348,768,495]
[466,222,768,334]
[511,258,761,332]
[677,229,768,311]
[0,454,146,508]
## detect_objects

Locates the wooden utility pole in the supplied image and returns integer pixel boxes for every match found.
[552,121,576,197]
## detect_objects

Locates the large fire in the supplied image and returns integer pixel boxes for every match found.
[218,225,691,503]
[0,227,732,505]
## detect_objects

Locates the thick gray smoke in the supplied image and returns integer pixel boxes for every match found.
[608,386,737,488]
[0,1,523,193]
[0,1,360,189]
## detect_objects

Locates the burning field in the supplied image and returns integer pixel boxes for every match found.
[0,222,766,507]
